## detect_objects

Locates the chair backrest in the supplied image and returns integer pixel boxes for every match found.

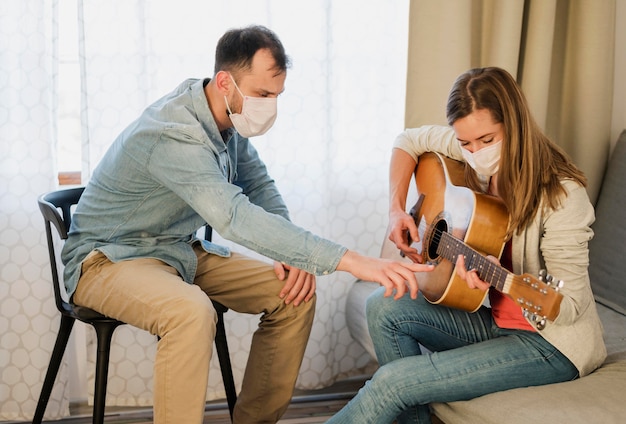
[37,187,85,314]
[38,186,216,311]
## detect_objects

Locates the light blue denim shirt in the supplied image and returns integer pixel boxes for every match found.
[62,78,347,297]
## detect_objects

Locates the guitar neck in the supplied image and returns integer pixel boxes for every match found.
[436,230,509,292]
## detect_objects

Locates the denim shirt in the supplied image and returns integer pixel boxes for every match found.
[61,78,346,297]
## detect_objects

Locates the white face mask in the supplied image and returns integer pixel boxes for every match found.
[224,74,277,138]
[461,140,502,176]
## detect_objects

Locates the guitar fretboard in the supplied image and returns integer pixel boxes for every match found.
[434,229,509,292]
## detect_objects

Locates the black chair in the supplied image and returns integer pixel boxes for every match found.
[34,187,237,423]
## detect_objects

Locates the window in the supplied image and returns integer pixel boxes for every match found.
[57,0,81,185]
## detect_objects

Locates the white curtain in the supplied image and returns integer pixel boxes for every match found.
[1,0,409,418]
[0,0,68,420]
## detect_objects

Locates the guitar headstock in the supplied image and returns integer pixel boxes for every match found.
[508,270,564,329]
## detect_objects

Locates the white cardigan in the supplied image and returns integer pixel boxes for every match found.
[394,125,606,377]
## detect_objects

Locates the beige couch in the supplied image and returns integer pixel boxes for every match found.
[345,130,626,423]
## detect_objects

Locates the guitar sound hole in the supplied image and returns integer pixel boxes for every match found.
[427,219,448,260]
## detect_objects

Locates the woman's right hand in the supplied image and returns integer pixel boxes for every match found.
[388,209,423,263]
[388,148,422,263]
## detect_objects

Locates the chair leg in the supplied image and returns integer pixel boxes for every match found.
[32,315,75,424]
[91,321,123,424]
[215,309,237,421]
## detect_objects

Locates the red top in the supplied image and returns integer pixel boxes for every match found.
[489,240,536,332]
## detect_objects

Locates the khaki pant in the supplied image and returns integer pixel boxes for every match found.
[74,245,316,424]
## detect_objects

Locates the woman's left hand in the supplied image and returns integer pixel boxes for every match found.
[455,254,500,291]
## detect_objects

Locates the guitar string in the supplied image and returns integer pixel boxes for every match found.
[425,224,561,323]
[430,227,508,291]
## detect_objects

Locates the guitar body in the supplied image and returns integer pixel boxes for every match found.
[411,152,510,312]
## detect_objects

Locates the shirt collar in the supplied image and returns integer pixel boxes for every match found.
[191,78,224,145]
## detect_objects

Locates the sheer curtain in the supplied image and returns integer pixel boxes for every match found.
[1,0,410,419]
[0,1,68,421]
[78,0,409,408]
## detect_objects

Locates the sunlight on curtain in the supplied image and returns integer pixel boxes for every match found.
[0,0,66,420]
[74,0,409,406]
[404,0,618,203]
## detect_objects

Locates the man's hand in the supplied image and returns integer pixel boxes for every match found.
[337,250,434,300]
[274,262,316,306]
[388,209,423,263]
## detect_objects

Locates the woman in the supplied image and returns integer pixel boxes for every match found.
[327,67,606,423]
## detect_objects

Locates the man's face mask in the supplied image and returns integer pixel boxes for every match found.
[461,140,502,176]
[224,73,277,138]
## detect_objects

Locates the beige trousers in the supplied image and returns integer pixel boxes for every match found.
[74,245,316,424]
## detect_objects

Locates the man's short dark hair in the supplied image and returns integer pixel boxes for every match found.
[214,25,291,76]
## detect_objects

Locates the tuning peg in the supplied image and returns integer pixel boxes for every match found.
[538,269,547,281]
[522,310,547,330]
[536,318,546,330]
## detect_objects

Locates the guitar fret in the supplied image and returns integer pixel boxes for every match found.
[437,230,508,291]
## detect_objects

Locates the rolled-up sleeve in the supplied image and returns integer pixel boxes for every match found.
[393,125,462,161]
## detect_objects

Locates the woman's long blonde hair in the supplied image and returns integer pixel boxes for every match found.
[446,67,586,236]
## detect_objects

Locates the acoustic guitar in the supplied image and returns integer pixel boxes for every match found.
[406,152,563,328]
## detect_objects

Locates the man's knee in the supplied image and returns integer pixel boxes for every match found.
[159,290,217,338]
[267,292,316,330]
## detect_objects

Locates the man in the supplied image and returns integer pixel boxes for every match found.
[62,25,433,423]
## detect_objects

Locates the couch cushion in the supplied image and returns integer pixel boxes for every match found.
[346,280,380,360]
[597,303,626,360]
[431,301,626,424]
[431,358,626,424]
[346,234,412,361]
[589,130,626,316]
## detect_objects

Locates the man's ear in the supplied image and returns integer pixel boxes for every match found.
[215,70,232,95]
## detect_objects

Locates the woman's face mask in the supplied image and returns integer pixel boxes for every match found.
[224,73,277,138]
[461,140,502,176]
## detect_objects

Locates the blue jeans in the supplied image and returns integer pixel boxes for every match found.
[327,287,578,424]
